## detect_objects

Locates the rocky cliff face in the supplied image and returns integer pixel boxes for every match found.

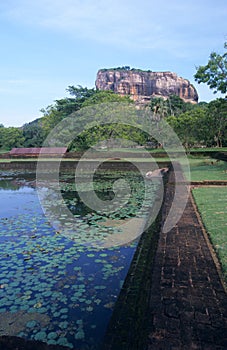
[95,69,198,104]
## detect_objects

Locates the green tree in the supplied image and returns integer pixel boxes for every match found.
[41,86,97,135]
[22,122,45,147]
[41,87,134,143]
[150,95,195,119]
[70,123,147,151]
[166,108,207,151]
[56,86,96,114]
[0,127,25,150]
[41,105,65,136]
[167,99,227,149]
[168,95,194,116]
[194,42,227,95]
[66,85,96,99]
[206,98,227,147]
[82,90,132,107]
[49,101,148,151]
[150,97,169,119]
[68,100,148,151]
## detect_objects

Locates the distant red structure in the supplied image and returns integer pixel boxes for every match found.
[9,147,67,158]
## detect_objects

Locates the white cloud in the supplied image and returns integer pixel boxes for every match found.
[2,0,226,55]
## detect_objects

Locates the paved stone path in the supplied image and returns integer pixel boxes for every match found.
[147,172,227,349]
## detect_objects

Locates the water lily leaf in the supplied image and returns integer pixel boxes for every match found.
[87,253,95,258]
[59,308,68,314]
[94,285,106,290]
[59,321,68,329]
[76,319,83,325]
[26,320,37,328]
[86,306,93,312]
[47,339,57,345]
[57,337,71,346]
[75,330,85,339]
[34,331,47,341]
[34,302,42,308]
[104,302,115,309]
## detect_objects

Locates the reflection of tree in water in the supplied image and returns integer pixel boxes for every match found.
[0,179,20,191]
[0,174,36,191]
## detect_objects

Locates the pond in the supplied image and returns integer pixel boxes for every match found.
[0,170,161,349]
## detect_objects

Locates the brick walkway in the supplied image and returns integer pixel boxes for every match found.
[147,173,227,349]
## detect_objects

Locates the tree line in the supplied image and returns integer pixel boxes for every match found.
[0,43,226,152]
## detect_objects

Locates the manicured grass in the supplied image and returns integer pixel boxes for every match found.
[188,157,227,181]
[189,147,227,153]
[192,187,227,283]
[95,147,167,153]
[179,156,227,182]
[0,159,11,162]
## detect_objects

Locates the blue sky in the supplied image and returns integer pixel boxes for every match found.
[0,0,226,127]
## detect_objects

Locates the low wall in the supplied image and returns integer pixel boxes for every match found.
[101,173,169,350]
[0,160,170,172]
[101,214,162,350]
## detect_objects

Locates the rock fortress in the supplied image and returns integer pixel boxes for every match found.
[95,67,198,105]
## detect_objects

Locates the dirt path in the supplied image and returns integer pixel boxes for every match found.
[147,172,227,349]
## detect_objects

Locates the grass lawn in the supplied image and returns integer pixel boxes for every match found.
[189,147,227,153]
[180,156,227,182]
[192,187,227,284]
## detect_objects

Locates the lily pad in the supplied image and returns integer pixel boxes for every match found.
[59,308,68,314]
[87,253,95,258]
[86,306,93,312]
[34,331,47,341]
[26,320,37,328]
[47,332,58,340]
[57,337,71,346]
[75,330,85,340]
[59,321,68,329]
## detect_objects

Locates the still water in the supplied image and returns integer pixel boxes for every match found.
[0,171,160,349]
